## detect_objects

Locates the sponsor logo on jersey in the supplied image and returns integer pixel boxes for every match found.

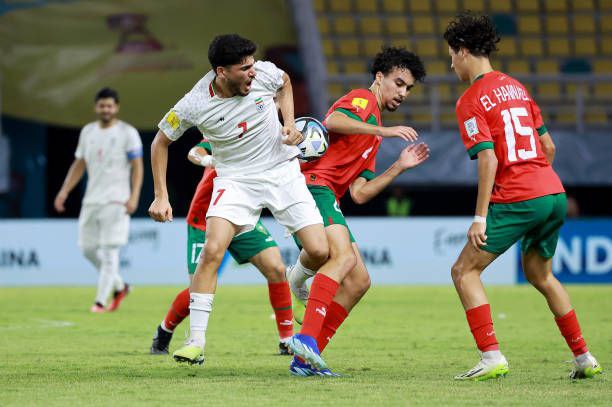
[166,111,180,130]
[255,97,264,112]
[309,174,316,181]
[351,97,369,111]
[464,117,479,141]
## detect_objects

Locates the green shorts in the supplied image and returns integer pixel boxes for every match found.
[293,185,355,249]
[186,220,277,274]
[482,193,567,259]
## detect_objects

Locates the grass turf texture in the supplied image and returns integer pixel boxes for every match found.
[1,286,610,406]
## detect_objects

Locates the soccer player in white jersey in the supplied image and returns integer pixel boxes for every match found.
[149,34,353,369]
[54,88,143,313]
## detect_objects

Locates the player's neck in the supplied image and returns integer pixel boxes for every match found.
[468,58,494,84]
[213,76,234,98]
[98,118,118,129]
[369,83,385,112]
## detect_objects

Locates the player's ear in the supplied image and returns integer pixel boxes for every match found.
[215,65,225,78]
[376,71,384,85]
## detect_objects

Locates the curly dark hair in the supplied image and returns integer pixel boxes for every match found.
[443,12,500,56]
[370,46,426,82]
[208,34,257,69]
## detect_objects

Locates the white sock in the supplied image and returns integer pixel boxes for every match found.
[160,321,173,333]
[575,351,592,365]
[188,293,214,349]
[290,258,316,287]
[482,350,503,363]
[95,246,120,306]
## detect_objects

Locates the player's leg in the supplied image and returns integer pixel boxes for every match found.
[173,216,238,365]
[151,225,202,354]
[228,220,294,354]
[316,243,370,354]
[101,204,130,312]
[78,205,105,312]
[521,193,602,379]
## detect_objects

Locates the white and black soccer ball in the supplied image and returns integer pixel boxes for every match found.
[295,117,329,162]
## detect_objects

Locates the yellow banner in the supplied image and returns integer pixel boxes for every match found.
[0,0,296,128]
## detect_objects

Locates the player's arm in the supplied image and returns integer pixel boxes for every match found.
[539,132,556,164]
[148,130,174,222]
[326,111,418,142]
[350,143,430,204]
[187,146,213,167]
[126,157,143,215]
[469,148,498,249]
[276,73,302,145]
[54,158,86,213]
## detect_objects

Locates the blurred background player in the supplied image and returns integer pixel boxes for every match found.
[286,47,429,376]
[150,139,294,357]
[54,87,143,313]
[148,34,344,370]
[444,12,602,381]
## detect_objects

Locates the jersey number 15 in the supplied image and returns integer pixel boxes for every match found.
[501,107,537,162]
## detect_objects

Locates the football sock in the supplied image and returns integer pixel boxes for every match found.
[162,288,191,333]
[465,303,500,352]
[316,301,348,353]
[268,282,294,340]
[95,246,120,306]
[188,292,214,349]
[300,273,339,339]
[289,258,316,287]
[555,309,588,357]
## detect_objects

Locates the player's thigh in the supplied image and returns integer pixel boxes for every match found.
[522,193,567,259]
[187,224,206,275]
[99,203,130,247]
[453,241,499,276]
[200,216,241,264]
[483,200,543,256]
[229,219,278,266]
[206,177,261,231]
[521,246,554,284]
[248,246,285,283]
[78,205,101,248]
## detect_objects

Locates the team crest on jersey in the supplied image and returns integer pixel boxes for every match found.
[464,117,479,141]
[255,97,264,112]
[351,97,369,111]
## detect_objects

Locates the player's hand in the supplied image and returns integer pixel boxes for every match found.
[396,143,430,170]
[54,191,67,213]
[125,196,139,215]
[282,123,304,146]
[380,126,419,142]
[467,222,487,250]
[148,197,173,222]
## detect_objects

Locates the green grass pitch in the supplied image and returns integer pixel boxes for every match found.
[1,285,610,406]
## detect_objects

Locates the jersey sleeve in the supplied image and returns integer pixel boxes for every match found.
[456,101,493,160]
[74,127,86,159]
[158,91,198,141]
[254,61,285,93]
[332,91,376,124]
[196,137,212,154]
[529,98,548,136]
[126,127,143,160]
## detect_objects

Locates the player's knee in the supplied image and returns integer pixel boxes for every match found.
[353,273,371,297]
[336,250,357,275]
[450,262,464,285]
[306,243,329,266]
[201,241,225,265]
[265,262,287,283]
[525,270,552,290]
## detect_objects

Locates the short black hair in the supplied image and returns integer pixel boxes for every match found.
[208,34,257,69]
[95,87,119,103]
[444,11,500,56]
[370,46,426,82]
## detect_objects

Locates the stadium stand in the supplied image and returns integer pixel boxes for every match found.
[315,0,612,130]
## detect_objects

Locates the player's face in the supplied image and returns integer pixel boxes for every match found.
[221,55,256,97]
[95,98,119,123]
[378,67,415,112]
[449,46,469,82]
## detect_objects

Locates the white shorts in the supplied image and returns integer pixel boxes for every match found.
[78,203,130,248]
[206,159,322,234]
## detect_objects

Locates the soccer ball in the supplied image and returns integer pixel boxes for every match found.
[295,117,329,162]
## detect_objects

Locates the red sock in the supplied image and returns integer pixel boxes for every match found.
[316,301,348,353]
[268,281,294,339]
[465,303,499,352]
[300,273,339,339]
[555,309,588,357]
[162,288,190,332]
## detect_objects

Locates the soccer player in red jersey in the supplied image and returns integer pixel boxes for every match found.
[149,140,295,360]
[444,12,602,381]
[286,47,430,376]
